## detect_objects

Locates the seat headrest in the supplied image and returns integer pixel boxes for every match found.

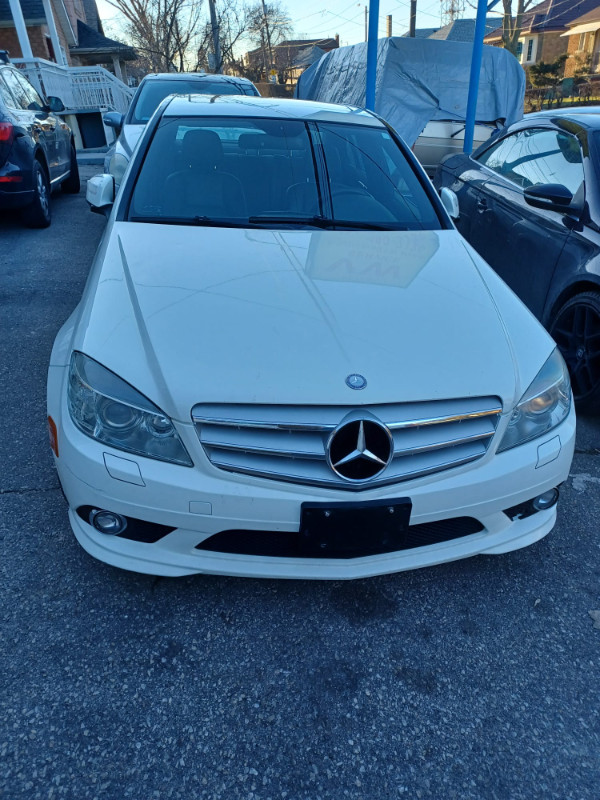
[238,133,266,151]
[182,129,224,169]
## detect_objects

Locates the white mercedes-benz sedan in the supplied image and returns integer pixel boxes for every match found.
[47,95,575,579]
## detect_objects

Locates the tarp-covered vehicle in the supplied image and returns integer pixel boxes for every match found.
[295,38,525,175]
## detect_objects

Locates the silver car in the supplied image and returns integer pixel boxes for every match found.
[103,72,260,184]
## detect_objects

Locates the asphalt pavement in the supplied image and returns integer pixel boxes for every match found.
[1,168,599,800]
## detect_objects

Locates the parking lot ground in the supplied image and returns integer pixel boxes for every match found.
[1,171,599,800]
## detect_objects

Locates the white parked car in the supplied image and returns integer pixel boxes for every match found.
[48,96,575,579]
[103,72,260,184]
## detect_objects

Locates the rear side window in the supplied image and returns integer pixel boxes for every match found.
[1,68,31,109]
[13,70,44,109]
[0,74,16,108]
[478,128,584,196]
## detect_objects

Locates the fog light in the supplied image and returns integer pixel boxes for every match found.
[532,489,559,512]
[89,509,127,535]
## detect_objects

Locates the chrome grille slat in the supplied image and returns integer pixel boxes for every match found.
[203,440,327,461]
[193,399,502,491]
[387,407,502,430]
[392,430,494,458]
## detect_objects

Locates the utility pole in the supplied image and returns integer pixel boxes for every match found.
[365,0,380,110]
[364,6,368,42]
[208,0,221,72]
[261,0,274,79]
[386,14,392,37]
[409,0,416,37]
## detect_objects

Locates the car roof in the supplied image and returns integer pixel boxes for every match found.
[524,107,600,128]
[142,72,255,84]
[162,95,381,125]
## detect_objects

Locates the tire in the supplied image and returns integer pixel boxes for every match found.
[550,291,600,414]
[22,159,51,228]
[61,144,80,194]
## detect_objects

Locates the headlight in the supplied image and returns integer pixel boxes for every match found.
[109,153,129,184]
[497,348,571,453]
[67,352,192,466]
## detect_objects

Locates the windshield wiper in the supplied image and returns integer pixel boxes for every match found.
[130,214,408,231]
[248,215,406,231]
[129,215,258,228]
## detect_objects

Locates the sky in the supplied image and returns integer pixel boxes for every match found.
[96,0,504,53]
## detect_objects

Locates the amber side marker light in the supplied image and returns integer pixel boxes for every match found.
[48,416,59,457]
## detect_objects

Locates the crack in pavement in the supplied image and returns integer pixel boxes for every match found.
[0,485,62,496]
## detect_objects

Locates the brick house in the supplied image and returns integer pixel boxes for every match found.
[483,0,600,67]
[0,0,135,78]
[561,6,600,77]
[244,36,339,83]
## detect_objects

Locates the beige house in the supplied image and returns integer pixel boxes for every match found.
[484,0,600,67]
[561,6,600,76]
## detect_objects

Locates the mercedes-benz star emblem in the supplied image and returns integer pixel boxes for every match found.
[327,418,393,481]
[346,373,367,390]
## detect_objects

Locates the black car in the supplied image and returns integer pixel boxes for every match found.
[0,52,79,227]
[435,109,600,412]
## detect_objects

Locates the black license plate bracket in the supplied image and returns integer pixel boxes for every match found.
[299,497,412,558]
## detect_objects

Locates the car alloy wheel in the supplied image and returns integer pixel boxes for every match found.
[22,160,51,228]
[37,168,49,214]
[550,291,600,413]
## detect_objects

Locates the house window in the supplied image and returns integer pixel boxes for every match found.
[45,34,56,63]
[516,40,523,59]
[526,38,534,61]
[577,32,595,53]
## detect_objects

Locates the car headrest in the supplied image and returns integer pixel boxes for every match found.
[238,133,266,151]
[182,129,224,169]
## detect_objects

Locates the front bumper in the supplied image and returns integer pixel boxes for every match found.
[49,365,576,579]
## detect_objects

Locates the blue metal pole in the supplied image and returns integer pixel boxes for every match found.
[463,0,488,154]
[365,0,380,111]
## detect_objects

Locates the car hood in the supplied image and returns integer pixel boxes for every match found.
[71,224,554,422]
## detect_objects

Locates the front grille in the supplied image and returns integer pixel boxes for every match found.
[195,517,485,559]
[192,398,502,490]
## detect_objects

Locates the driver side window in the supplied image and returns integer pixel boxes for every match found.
[477,128,584,196]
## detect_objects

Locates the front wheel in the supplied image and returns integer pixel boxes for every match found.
[550,291,600,414]
[61,144,80,193]
[22,160,51,228]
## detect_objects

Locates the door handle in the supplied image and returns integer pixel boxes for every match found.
[477,198,488,212]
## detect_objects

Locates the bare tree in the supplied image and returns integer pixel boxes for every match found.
[246,1,292,78]
[195,0,249,72]
[499,0,536,56]
[106,0,204,72]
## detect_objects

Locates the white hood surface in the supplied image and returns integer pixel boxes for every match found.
[72,225,554,422]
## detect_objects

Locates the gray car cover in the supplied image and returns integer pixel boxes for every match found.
[295,37,525,146]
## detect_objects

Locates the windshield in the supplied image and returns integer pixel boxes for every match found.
[128,116,442,231]
[128,80,256,124]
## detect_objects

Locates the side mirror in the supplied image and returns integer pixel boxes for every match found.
[46,95,65,113]
[103,111,125,132]
[524,183,574,212]
[86,174,115,215]
[440,187,460,219]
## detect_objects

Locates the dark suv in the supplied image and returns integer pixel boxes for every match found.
[0,52,79,227]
